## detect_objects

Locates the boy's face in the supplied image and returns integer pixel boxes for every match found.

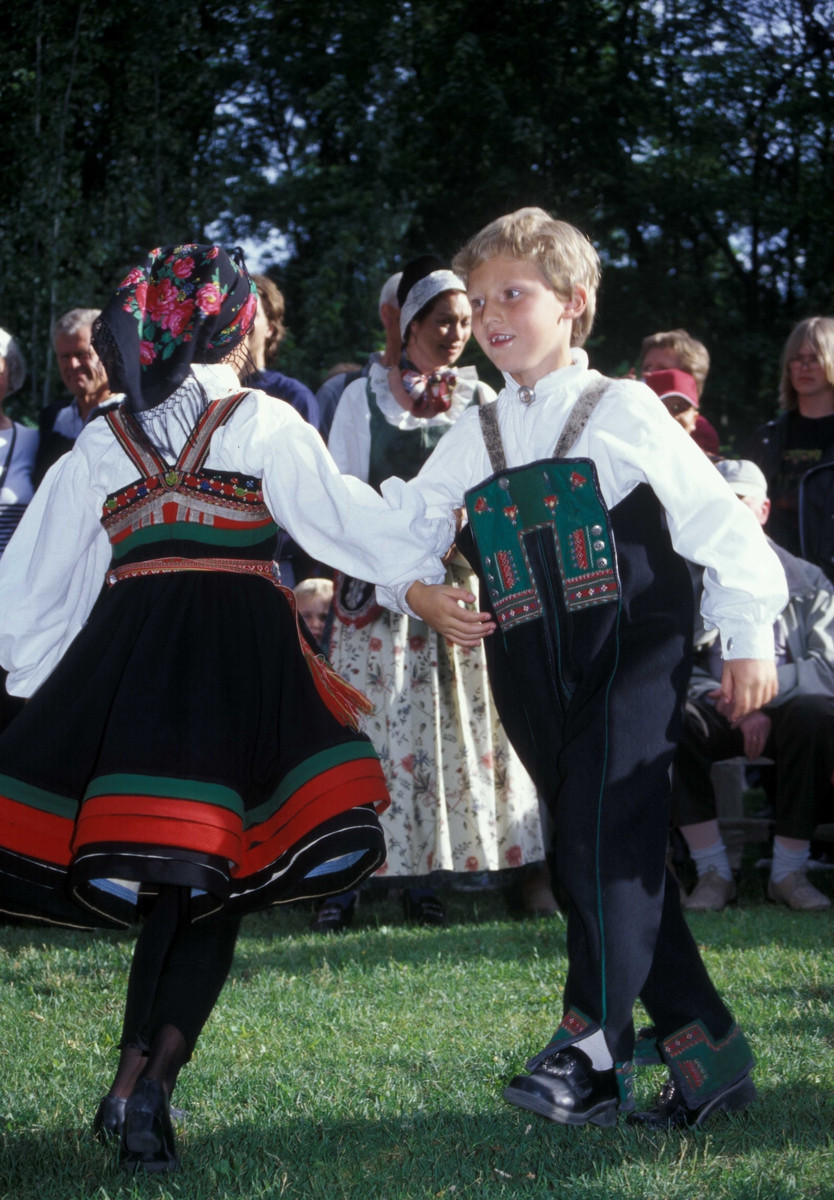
[467,256,586,389]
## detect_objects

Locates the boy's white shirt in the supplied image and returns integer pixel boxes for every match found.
[0,364,452,696]
[376,349,788,662]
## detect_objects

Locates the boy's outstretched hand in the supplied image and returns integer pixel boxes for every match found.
[711,659,778,725]
[406,581,496,647]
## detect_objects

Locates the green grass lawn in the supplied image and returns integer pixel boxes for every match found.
[1,877,832,1200]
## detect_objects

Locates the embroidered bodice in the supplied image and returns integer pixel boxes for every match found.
[102,392,278,566]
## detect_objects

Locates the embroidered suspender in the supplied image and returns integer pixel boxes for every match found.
[105,409,166,477]
[478,378,612,469]
[478,403,507,473]
[552,378,611,458]
[179,391,250,474]
[106,391,249,478]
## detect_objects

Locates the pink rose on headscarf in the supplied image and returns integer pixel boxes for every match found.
[164,300,194,339]
[147,277,178,321]
[172,256,195,280]
[196,282,223,315]
[205,247,220,260]
[232,291,257,336]
[139,340,157,365]
[119,267,145,290]
[133,281,148,316]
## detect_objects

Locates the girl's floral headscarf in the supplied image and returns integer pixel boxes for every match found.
[92,244,257,413]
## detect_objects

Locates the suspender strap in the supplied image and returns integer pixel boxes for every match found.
[478,402,507,474]
[178,391,250,474]
[553,377,612,458]
[105,409,167,477]
[478,377,612,471]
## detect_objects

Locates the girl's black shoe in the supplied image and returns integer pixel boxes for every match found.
[120,1078,180,1173]
[93,1095,126,1143]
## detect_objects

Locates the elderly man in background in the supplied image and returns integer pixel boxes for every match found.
[34,308,114,485]
[315,271,402,442]
[673,459,834,912]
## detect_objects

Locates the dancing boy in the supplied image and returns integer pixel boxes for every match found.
[379,208,787,1129]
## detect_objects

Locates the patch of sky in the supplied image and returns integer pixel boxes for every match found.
[204,216,291,274]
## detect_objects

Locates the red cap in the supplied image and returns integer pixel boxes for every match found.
[643,368,699,410]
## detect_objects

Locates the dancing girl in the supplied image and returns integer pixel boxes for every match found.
[0,244,452,1171]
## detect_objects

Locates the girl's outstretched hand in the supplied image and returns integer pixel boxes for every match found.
[406,581,496,647]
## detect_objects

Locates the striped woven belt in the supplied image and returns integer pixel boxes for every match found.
[106,556,281,587]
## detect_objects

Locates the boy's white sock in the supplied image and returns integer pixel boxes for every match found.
[577,1028,613,1071]
[690,839,733,883]
[770,838,810,884]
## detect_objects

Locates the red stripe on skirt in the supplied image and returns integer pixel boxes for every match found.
[240,767,390,876]
[0,795,74,865]
[70,757,390,876]
[72,796,242,861]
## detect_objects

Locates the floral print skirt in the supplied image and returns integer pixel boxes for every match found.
[328,559,545,876]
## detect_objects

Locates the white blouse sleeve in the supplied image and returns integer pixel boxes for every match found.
[214,393,452,588]
[589,382,788,660]
[327,377,372,480]
[0,432,112,696]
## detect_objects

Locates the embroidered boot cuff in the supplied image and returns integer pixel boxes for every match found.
[525,1007,598,1071]
[659,1020,754,1109]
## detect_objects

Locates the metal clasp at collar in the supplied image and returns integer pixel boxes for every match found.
[517,386,536,405]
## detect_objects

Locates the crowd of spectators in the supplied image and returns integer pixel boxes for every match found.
[1,268,833,919]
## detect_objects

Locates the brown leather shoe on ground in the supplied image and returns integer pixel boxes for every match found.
[682,867,736,912]
[767,871,831,911]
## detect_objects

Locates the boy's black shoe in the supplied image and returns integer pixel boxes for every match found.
[628,1019,755,1129]
[503,1044,619,1127]
[628,1069,756,1129]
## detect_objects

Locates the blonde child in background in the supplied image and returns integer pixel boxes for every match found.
[294,577,333,644]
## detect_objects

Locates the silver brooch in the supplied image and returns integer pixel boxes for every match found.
[517,386,535,405]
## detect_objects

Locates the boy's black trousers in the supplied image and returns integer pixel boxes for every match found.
[461,482,733,1064]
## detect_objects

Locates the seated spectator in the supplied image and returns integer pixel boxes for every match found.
[743,317,834,578]
[639,328,720,455]
[315,272,402,442]
[293,577,333,645]
[35,308,114,485]
[245,274,320,429]
[673,459,833,912]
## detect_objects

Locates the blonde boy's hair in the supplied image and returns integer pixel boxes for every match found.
[779,317,834,411]
[452,207,601,347]
[293,577,334,605]
[639,329,710,397]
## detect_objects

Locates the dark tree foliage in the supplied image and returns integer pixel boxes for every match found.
[2,0,833,441]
